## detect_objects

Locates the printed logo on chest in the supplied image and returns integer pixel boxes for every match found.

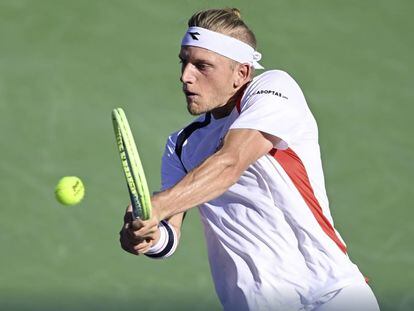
[255,89,288,99]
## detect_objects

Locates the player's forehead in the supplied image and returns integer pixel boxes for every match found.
[179,46,223,62]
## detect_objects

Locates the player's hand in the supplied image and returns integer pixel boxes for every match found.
[129,204,161,241]
[119,205,160,255]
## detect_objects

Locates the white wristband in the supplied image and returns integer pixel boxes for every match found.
[146,222,169,254]
[145,221,178,259]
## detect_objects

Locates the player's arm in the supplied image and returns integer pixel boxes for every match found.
[122,129,278,255]
[150,128,278,221]
[119,132,186,258]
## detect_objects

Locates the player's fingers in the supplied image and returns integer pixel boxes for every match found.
[119,223,146,251]
[137,246,151,254]
[128,227,155,242]
[119,227,132,245]
[122,221,140,242]
[119,230,139,255]
[134,240,152,253]
[131,218,145,230]
[124,226,146,243]
[141,229,158,240]
[122,217,143,240]
[135,217,159,236]
[123,205,134,223]
[136,222,158,237]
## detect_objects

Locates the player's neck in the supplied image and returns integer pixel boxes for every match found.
[211,101,235,119]
[211,83,248,119]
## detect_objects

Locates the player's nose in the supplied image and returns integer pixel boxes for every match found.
[180,63,196,84]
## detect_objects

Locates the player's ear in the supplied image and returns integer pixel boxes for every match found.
[233,63,251,88]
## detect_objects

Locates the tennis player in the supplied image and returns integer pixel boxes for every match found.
[119,8,380,311]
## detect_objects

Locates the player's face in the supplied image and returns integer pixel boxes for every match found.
[179,46,240,116]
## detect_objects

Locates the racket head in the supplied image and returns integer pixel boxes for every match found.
[112,108,152,220]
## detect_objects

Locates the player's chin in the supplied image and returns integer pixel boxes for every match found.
[186,102,204,116]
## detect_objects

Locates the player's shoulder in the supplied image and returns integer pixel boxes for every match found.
[241,69,302,105]
[255,69,293,81]
[248,69,299,93]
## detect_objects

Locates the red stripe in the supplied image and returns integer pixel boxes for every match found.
[235,84,248,114]
[236,93,242,113]
[269,148,348,254]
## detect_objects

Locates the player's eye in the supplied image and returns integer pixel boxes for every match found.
[195,62,209,71]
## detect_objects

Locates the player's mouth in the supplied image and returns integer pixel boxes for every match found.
[183,89,198,98]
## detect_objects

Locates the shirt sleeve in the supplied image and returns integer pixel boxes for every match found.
[230,70,307,150]
[161,132,187,191]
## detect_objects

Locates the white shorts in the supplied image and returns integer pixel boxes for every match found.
[309,282,380,311]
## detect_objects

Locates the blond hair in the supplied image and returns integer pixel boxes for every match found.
[188,8,257,50]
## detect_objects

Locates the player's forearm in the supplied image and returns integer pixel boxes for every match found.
[152,129,275,220]
[153,150,242,220]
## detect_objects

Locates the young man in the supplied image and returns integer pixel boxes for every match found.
[119,8,380,311]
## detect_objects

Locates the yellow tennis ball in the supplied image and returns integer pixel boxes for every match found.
[55,176,85,205]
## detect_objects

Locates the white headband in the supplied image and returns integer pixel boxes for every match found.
[181,26,264,69]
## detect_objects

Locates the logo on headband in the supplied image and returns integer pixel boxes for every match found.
[189,32,200,40]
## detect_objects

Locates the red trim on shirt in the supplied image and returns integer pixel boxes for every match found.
[235,84,248,114]
[269,148,348,254]
[236,95,242,114]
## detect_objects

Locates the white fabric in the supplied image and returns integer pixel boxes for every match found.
[145,222,168,255]
[181,26,264,69]
[145,221,178,258]
[161,70,372,310]
[311,282,380,311]
[164,222,179,257]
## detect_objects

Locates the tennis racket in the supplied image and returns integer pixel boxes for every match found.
[112,108,152,220]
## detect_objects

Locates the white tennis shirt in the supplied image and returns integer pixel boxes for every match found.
[161,70,366,310]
